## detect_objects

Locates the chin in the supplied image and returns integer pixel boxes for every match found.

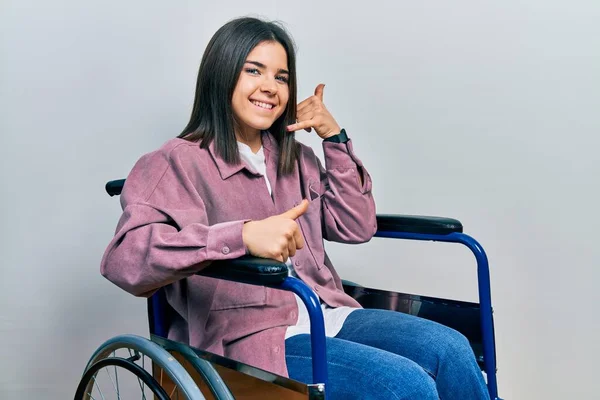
[250,120,277,131]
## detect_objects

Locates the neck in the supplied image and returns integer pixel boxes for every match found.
[236,128,262,153]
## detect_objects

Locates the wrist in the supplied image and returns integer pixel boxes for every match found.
[321,125,341,139]
[323,128,349,143]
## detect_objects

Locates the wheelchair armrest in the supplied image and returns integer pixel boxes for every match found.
[376,214,463,235]
[198,256,289,286]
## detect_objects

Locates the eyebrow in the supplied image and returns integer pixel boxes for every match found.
[245,60,289,75]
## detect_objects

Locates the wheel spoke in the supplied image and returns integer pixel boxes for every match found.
[110,350,121,400]
[115,364,120,400]
[92,375,106,400]
[141,354,147,400]
[169,384,177,398]
[103,365,119,395]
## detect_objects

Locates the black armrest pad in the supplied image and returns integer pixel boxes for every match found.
[198,256,289,286]
[106,179,126,196]
[376,214,463,235]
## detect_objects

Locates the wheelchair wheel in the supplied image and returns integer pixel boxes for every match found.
[75,334,205,400]
[74,356,170,399]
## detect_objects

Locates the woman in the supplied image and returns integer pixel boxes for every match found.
[101,16,489,399]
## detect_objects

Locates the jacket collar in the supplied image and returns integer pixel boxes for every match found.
[208,131,278,180]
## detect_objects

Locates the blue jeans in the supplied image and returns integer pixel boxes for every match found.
[285,309,490,399]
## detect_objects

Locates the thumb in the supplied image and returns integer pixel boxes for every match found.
[314,83,325,101]
[280,199,309,220]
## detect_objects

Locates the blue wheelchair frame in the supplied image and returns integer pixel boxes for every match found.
[106,179,502,399]
[148,229,501,400]
[374,229,499,399]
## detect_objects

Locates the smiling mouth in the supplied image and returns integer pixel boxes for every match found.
[250,100,275,110]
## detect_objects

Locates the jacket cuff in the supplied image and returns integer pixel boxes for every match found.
[206,220,248,260]
[323,139,372,194]
[322,138,364,169]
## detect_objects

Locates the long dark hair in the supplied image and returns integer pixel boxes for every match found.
[178,17,298,174]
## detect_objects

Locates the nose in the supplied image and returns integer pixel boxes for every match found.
[260,75,278,95]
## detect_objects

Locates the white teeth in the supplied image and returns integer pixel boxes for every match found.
[251,100,274,109]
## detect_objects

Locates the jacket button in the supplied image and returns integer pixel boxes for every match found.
[222,246,230,254]
[294,260,301,267]
[290,311,297,320]
[314,286,319,292]
[274,346,280,354]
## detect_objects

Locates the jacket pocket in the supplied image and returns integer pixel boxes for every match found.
[209,280,267,311]
[297,184,325,270]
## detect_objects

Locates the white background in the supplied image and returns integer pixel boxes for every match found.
[1,1,598,398]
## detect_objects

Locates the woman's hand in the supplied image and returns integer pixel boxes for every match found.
[287,84,341,139]
[242,200,309,262]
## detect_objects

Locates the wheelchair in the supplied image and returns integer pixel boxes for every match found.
[74,178,504,399]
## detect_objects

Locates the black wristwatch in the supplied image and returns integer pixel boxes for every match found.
[323,128,349,143]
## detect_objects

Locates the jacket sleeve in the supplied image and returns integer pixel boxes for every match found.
[100,145,247,297]
[319,139,377,243]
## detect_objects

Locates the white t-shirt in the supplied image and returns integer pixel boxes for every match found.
[237,142,357,339]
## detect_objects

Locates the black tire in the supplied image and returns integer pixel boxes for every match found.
[74,357,171,400]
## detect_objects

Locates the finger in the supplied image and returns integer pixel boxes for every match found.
[297,99,323,118]
[279,199,309,219]
[287,122,311,132]
[287,120,314,132]
[296,97,313,112]
[297,97,317,114]
[293,224,305,249]
[296,110,316,132]
[288,235,297,257]
[296,108,315,121]
[281,246,289,263]
[314,83,325,101]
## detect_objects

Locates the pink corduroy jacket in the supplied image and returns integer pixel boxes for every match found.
[101,131,377,377]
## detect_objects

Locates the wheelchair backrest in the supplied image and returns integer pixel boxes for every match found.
[106,178,171,337]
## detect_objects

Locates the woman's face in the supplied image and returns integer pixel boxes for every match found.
[231,41,290,139]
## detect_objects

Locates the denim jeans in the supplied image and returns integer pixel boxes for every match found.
[285,309,490,400]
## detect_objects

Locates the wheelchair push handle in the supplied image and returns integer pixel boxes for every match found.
[105,179,125,196]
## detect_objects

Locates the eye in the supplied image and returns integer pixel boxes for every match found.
[245,68,260,75]
[276,75,289,83]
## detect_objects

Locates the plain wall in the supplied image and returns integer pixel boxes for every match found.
[1,1,598,398]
